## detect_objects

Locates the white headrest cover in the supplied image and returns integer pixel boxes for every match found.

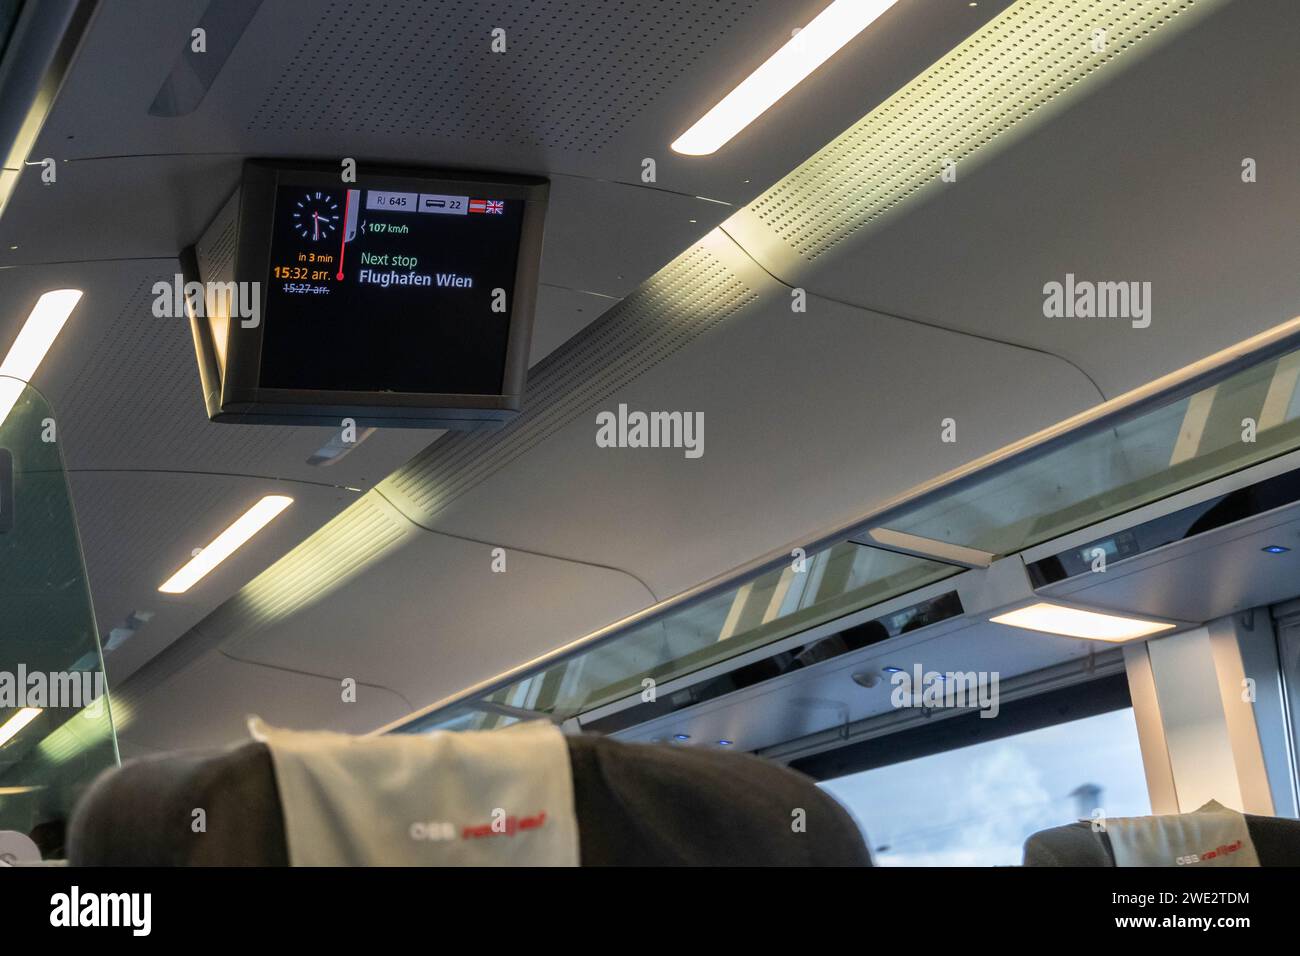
[248,717,579,866]
[1107,800,1259,867]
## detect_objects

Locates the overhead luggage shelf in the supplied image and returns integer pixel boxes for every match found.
[381,315,1300,736]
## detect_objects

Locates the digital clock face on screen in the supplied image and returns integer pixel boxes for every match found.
[291,192,340,241]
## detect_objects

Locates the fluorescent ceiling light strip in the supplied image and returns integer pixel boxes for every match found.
[990,602,1176,643]
[672,0,899,155]
[0,707,42,747]
[158,495,293,594]
[0,289,82,426]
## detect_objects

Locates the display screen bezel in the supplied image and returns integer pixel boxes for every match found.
[218,159,548,426]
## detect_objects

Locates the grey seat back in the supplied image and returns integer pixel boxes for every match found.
[69,733,871,866]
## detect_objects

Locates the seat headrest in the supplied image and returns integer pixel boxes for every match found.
[250,717,580,865]
[68,727,871,866]
[1024,801,1300,866]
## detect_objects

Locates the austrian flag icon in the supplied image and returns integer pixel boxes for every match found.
[469,198,504,214]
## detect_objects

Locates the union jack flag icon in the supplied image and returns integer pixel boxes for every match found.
[469,198,504,214]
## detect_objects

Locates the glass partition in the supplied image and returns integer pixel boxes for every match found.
[881,351,1300,557]
[403,543,959,731]
[0,376,116,861]
[0,0,20,59]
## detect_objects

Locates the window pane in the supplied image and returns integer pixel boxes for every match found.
[819,707,1150,866]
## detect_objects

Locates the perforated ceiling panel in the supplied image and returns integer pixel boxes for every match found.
[53,274,303,473]
[249,0,758,153]
[747,0,1224,260]
[383,238,758,521]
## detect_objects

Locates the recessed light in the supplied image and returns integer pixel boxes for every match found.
[881,666,904,674]
[1262,545,1290,554]
[671,0,900,155]
[991,602,1176,643]
[0,289,82,425]
[0,707,42,747]
[717,739,733,746]
[674,733,690,740]
[158,495,293,593]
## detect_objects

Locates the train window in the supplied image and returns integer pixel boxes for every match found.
[819,707,1149,866]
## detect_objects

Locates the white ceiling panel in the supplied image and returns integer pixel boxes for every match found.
[218,521,654,717]
[407,241,1104,602]
[70,470,359,685]
[113,650,412,753]
[0,155,243,266]
[724,0,1300,399]
[528,283,617,367]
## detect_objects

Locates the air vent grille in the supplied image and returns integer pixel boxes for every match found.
[249,0,756,153]
[749,0,1214,259]
[194,190,238,284]
[56,276,301,473]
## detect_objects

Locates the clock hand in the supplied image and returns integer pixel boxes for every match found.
[336,190,352,281]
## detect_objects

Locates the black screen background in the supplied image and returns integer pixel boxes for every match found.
[258,183,525,394]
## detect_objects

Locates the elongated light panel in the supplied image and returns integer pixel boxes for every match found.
[0,707,42,747]
[671,0,899,155]
[0,289,83,426]
[159,495,293,593]
[991,602,1176,643]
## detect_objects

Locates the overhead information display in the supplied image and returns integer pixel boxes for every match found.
[260,181,527,395]
[186,161,547,429]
